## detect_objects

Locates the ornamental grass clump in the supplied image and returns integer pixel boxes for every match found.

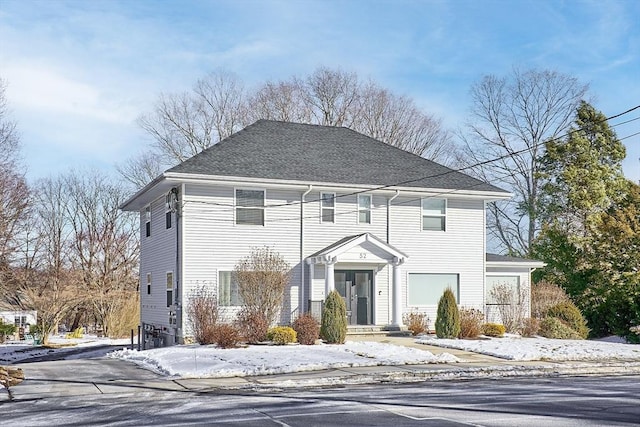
[320,290,347,344]
[435,288,460,339]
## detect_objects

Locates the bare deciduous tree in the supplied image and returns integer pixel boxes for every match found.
[234,246,291,326]
[0,78,29,272]
[120,67,453,188]
[488,282,530,333]
[65,171,139,337]
[459,68,588,256]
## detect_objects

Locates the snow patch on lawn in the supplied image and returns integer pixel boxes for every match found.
[416,335,640,361]
[109,341,459,378]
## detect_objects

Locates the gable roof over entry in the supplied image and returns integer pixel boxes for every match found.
[306,233,408,265]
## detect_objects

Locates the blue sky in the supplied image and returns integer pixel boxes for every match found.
[1,0,639,183]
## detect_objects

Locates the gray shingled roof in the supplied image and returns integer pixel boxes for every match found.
[168,120,507,193]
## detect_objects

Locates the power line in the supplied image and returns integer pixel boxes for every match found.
[180,104,640,213]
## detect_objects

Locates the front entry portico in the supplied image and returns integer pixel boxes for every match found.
[306,233,408,328]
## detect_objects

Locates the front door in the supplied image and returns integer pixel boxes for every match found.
[334,270,373,325]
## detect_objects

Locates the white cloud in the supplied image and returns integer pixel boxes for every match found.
[4,62,137,125]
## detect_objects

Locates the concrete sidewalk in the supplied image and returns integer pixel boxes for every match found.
[5,335,640,402]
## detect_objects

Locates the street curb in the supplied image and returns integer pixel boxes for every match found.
[198,361,640,391]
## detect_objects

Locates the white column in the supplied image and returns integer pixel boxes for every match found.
[391,256,405,328]
[324,256,337,297]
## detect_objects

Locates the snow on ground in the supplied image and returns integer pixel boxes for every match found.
[109,341,459,378]
[416,335,640,361]
[0,335,132,364]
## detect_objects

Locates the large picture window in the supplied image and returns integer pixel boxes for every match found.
[422,198,446,231]
[486,275,520,305]
[218,271,242,306]
[408,273,459,306]
[235,189,265,225]
[321,192,335,223]
[358,194,371,224]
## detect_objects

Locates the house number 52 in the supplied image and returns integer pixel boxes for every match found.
[359,253,367,259]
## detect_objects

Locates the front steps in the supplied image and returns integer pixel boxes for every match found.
[346,325,412,337]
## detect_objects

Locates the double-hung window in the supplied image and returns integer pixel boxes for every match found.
[422,198,446,231]
[235,189,265,225]
[166,272,173,307]
[358,194,371,224]
[321,193,335,223]
[218,271,242,306]
[144,206,151,237]
[146,273,152,295]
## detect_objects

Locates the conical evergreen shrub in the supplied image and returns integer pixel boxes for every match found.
[435,287,460,338]
[320,290,347,344]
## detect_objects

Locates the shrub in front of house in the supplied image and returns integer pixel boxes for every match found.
[186,285,219,345]
[212,324,241,349]
[321,290,347,344]
[292,313,320,345]
[0,321,16,343]
[403,311,430,336]
[458,308,484,339]
[235,308,269,344]
[538,317,583,340]
[531,280,571,319]
[435,288,460,338]
[546,301,589,339]
[267,326,297,345]
[65,327,84,339]
[521,317,541,337]
[482,323,506,337]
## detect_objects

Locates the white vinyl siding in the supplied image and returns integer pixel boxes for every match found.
[358,194,371,224]
[408,273,459,306]
[139,196,178,328]
[235,189,265,225]
[321,192,335,223]
[182,184,301,324]
[422,198,446,231]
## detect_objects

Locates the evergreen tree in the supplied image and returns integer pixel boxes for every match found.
[534,101,636,338]
[435,288,460,338]
[320,290,347,344]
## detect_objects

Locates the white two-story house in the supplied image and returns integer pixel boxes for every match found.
[120,120,543,345]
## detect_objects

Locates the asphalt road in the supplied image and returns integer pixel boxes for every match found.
[3,358,639,426]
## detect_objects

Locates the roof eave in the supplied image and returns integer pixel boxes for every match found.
[164,172,512,200]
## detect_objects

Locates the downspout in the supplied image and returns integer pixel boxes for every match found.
[387,190,399,325]
[172,184,185,344]
[387,190,400,243]
[174,186,181,344]
[300,185,313,315]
